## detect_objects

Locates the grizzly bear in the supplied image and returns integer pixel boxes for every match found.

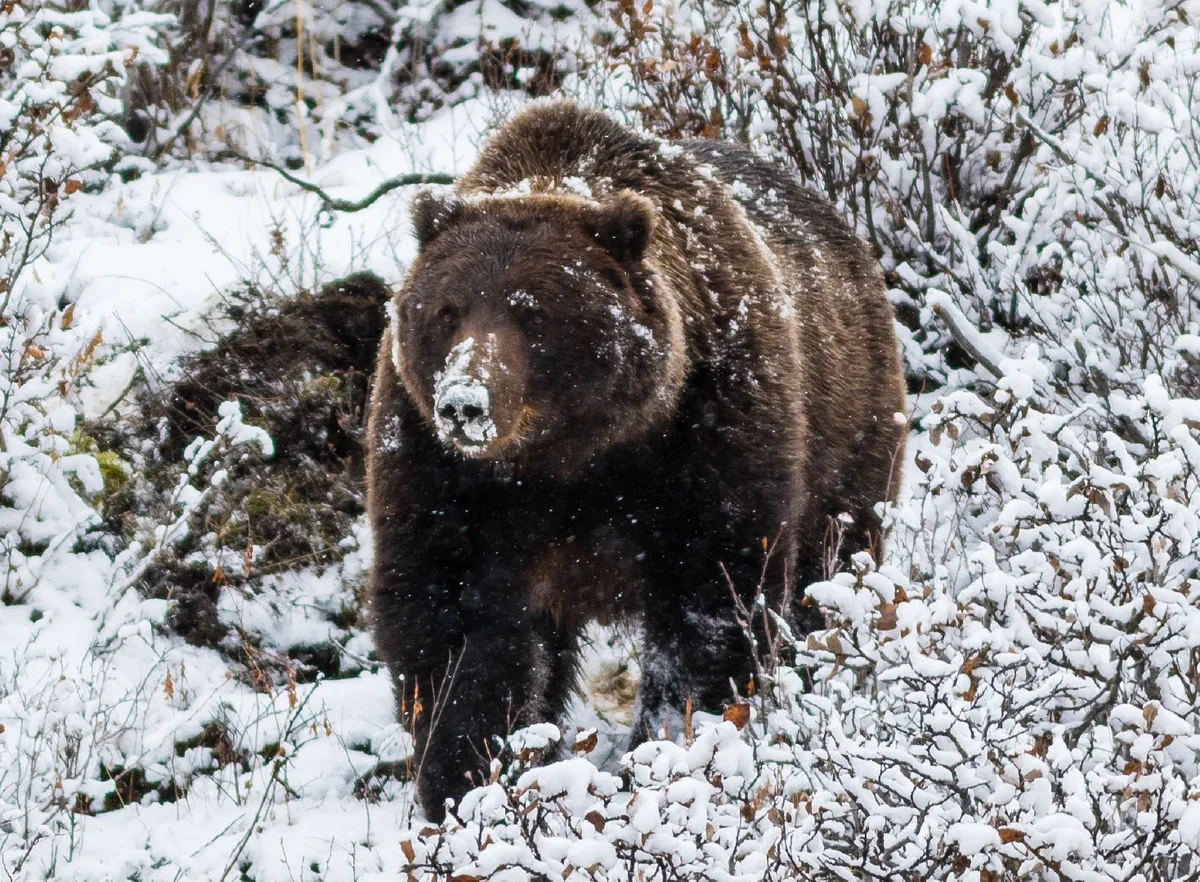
[367,101,906,820]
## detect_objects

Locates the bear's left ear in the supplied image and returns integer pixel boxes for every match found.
[589,191,656,264]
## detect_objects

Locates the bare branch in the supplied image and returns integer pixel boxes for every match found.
[231,150,455,213]
[150,25,260,160]
[926,289,1005,379]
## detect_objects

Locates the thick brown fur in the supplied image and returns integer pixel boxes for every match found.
[367,101,907,820]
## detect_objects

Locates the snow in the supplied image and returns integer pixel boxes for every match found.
[433,335,500,448]
[944,822,1001,855]
[0,27,492,879]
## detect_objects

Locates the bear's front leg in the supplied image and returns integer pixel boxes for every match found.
[632,444,800,743]
[371,532,573,821]
[634,543,793,741]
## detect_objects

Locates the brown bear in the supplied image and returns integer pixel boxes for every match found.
[366,100,907,820]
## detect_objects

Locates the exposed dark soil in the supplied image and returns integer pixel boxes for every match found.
[85,273,390,662]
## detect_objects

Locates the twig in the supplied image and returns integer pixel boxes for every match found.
[230,150,455,214]
[217,684,321,882]
[926,289,1005,379]
[414,645,467,803]
[98,364,144,419]
[1014,110,1200,288]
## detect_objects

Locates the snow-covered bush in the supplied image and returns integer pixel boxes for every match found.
[602,0,1200,393]
[0,0,166,866]
[124,0,598,159]
[0,0,165,606]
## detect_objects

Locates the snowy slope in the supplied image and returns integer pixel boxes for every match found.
[0,97,504,882]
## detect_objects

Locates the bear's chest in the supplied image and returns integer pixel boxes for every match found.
[483,467,654,628]
[524,524,645,627]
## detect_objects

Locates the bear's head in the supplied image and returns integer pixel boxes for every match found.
[392,190,687,474]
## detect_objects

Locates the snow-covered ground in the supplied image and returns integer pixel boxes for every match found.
[0,96,509,881]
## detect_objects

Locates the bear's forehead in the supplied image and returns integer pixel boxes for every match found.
[448,208,586,245]
[418,233,613,295]
[430,215,573,262]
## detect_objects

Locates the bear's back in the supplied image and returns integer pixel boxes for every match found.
[457,102,666,198]
[684,139,907,572]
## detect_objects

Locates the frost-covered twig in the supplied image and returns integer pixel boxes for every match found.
[104,400,273,608]
[152,26,261,160]
[925,289,1004,379]
[216,683,321,882]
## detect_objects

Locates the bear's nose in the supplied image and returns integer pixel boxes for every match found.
[437,400,485,424]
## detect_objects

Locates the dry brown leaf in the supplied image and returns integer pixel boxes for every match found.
[574,730,598,754]
[876,602,897,630]
[998,827,1025,844]
[723,702,750,730]
[960,649,988,675]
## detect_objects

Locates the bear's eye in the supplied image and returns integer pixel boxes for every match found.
[529,311,545,327]
[438,305,459,328]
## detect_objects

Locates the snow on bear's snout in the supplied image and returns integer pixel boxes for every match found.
[434,336,499,450]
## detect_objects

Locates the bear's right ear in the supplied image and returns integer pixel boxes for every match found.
[590,191,656,264]
[411,191,465,250]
